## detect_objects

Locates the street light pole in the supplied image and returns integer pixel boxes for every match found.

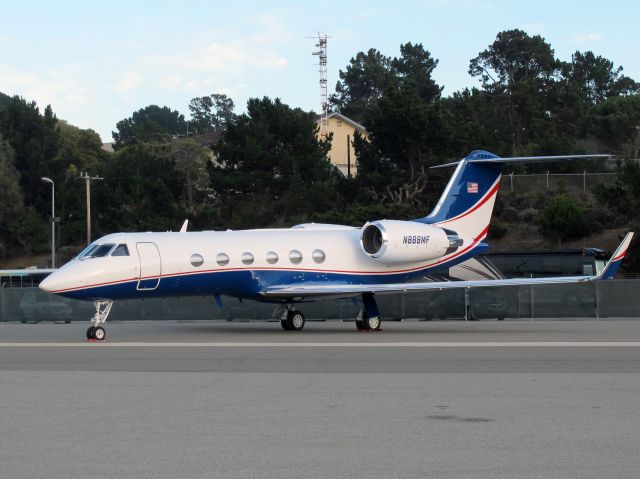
[41,177,55,268]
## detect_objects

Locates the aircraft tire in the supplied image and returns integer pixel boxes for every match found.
[86,327,95,339]
[287,311,305,331]
[355,319,368,331]
[280,319,292,331]
[364,315,382,331]
[93,326,106,341]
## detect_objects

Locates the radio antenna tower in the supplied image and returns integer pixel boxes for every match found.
[312,33,329,138]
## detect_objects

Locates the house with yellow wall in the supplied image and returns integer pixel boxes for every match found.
[318,112,368,177]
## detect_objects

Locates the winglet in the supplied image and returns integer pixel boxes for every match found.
[598,232,634,280]
[179,219,189,233]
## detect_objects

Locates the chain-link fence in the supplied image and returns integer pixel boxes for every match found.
[1,280,638,322]
[499,172,617,194]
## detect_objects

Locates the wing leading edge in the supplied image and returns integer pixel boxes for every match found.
[261,233,634,300]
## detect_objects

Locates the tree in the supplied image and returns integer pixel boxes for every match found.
[355,82,453,211]
[0,136,25,258]
[112,105,187,149]
[210,97,336,227]
[0,97,60,210]
[469,29,561,154]
[188,93,236,134]
[569,51,639,104]
[586,95,640,157]
[330,43,443,122]
[538,196,589,246]
[392,42,442,102]
[330,48,396,122]
[94,144,186,234]
[52,122,111,246]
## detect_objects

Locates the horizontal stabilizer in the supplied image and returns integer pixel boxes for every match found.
[432,154,611,169]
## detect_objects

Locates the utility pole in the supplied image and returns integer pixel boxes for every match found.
[41,177,56,268]
[79,172,103,244]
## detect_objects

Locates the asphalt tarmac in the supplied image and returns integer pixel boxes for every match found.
[1,320,640,478]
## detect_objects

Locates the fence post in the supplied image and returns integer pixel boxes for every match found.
[583,170,587,192]
[530,284,534,320]
[546,170,549,190]
[464,288,469,322]
[595,281,600,320]
[510,172,514,193]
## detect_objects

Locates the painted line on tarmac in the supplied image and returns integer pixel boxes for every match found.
[2,341,640,348]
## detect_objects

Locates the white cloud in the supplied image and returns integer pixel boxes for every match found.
[117,71,143,92]
[0,14,295,141]
[574,33,603,42]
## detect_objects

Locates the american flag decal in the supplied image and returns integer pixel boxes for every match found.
[467,182,478,194]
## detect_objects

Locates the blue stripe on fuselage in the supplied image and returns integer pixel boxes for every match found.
[58,243,488,302]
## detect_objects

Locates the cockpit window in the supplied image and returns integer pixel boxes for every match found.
[111,244,130,257]
[84,243,115,259]
[77,244,98,259]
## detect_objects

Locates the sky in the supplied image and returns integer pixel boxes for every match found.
[1,0,638,142]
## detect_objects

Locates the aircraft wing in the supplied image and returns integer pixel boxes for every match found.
[261,233,634,299]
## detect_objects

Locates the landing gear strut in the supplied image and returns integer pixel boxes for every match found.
[86,299,113,341]
[355,293,382,331]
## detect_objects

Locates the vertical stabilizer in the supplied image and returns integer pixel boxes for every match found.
[418,150,503,242]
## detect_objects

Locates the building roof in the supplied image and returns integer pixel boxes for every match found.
[325,112,367,132]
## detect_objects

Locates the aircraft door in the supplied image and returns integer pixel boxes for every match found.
[136,242,161,290]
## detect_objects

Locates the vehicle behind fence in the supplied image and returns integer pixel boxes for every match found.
[1,280,638,322]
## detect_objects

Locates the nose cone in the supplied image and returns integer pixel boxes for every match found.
[39,271,63,293]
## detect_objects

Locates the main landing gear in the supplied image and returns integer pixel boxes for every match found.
[280,307,306,331]
[355,293,382,331]
[275,293,383,332]
[86,299,113,341]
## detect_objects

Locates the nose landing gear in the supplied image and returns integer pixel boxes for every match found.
[86,300,113,341]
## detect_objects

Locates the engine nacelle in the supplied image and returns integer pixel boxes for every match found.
[360,220,463,263]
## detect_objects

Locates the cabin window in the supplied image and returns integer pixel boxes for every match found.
[289,250,303,264]
[84,243,115,259]
[312,249,326,263]
[241,252,254,265]
[112,244,130,257]
[190,253,204,267]
[216,253,230,266]
[266,251,279,264]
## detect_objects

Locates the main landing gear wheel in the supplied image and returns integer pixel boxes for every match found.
[356,313,382,331]
[355,293,383,332]
[281,310,305,331]
[364,314,382,331]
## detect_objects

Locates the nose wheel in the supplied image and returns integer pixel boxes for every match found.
[86,300,113,341]
[86,326,107,340]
